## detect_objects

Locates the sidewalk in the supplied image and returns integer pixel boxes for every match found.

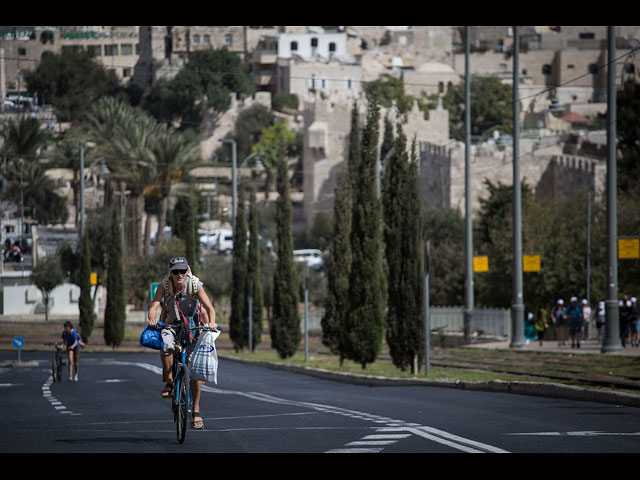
[469,337,640,356]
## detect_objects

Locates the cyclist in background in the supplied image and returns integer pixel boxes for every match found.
[60,321,81,381]
[148,257,216,429]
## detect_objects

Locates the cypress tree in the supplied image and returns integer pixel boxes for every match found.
[230,183,248,351]
[321,104,358,364]
[247,184,264,350]
[270,145,300,359]
[78,231,95,343]
[346,101,386,368]
[104,205,125,347]
[384,128,424,373]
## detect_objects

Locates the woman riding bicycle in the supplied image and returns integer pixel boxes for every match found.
[147,256,216,430]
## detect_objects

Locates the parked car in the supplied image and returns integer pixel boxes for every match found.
[199,229,226,249]
[215,230,234,255]
[293,249,324,270]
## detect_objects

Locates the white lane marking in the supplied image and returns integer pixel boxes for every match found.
[509,431,640,436]
[42,375,81,415]
[108,360,509,453]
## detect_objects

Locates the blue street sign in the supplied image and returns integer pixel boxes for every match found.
[12,336,24,349]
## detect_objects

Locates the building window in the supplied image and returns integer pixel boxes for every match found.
[204,35,211,45]
[104,44,118,56]
[311,37,318,48]
[588,64,598,74]
[123,68,131,77]
[193,34,200,45]
[224,34,232,45]
[329,42,336,52]
[542,64,552,75]
[121,44,133,55]
[290,41,298,51]
[579,32,595,39]
[87,45,102,57]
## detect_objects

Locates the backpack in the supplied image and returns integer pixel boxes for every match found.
[160,273,203,344]
[72,329,85,347]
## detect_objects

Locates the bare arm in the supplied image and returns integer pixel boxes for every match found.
[197,287,216,329]
[148,284,165,326]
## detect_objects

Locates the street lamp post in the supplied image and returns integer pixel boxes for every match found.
[113,190,131,250]
[219,138,237,235]
[510,26,525,348]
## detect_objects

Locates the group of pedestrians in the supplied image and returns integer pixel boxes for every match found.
[531,295,640,348]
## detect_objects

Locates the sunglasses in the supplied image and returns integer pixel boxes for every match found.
[172,269,187,275]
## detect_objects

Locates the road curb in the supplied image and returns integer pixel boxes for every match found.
[220,355,640,409]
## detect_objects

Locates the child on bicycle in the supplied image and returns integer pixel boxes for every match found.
[147,257,216,429]
[60,321,81,381]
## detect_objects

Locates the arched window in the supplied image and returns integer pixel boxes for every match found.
[290,41,298,51]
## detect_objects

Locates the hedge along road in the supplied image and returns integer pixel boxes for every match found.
[2,350,640,453]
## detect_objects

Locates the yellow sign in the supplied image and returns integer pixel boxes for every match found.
[473,256,489,272]
[523,254,541,272]
[90,272,97,285]
[619,238,639,259]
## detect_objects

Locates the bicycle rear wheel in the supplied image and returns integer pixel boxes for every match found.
[52,352,61,382]
[176,367,189,443]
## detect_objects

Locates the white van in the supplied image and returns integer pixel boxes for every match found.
[200,229,226,249]
[215,230,234,254]
[293,249,324,270]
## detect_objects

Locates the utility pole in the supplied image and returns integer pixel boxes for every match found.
[510,26,525,348]
[463,26,473,344]
[602,26,623,353]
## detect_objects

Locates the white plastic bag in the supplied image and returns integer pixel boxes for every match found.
[189,328,220,383]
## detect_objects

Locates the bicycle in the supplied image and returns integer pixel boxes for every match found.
[169,323,221,444]
[45,343,65,382]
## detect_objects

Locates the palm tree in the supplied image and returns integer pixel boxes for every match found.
[1,116,46,163]
[150,127,201,246]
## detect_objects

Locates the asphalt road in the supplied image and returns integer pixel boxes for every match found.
[1,350,640,454]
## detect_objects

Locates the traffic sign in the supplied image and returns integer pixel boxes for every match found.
[473,256,489,272]
[618,238,639,259]
[150,282,161,301]
[523,254,541,272]
[12,336,24,349]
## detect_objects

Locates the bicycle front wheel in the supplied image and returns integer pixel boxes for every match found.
[176,367,189,444]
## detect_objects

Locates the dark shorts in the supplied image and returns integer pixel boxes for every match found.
[569,324,582,335]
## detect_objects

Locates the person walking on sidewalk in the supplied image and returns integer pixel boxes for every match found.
[552,299,567,346]
[581,299,591,341]
[533,305,550,346]
[595,301,606,345]
[566,297,584,348]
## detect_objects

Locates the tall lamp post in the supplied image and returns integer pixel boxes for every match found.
[510,26,525,348]
[219,138,237,235]
[602,26,623,353]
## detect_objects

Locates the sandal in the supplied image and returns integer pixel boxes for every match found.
[160,383,173,399]
[191,412,204,430]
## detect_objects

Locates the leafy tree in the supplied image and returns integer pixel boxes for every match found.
[346,102,386,369]
[322,104,357,363]
[422,208,465,306]
[0,116,46,162]
[251,121,297,205]
[104,206,125,347]
[384,125,424,373]
[363,74,414,114]
[428,76,513,141]
[30,256,64,322]
[616,79,640,195]
[230,183,249,351]
[247,184,264,350]
[142,49,254,128]
[3,161,68,225]
[24,49,120,122]
[270,145,300,358]
[225,103,273,162]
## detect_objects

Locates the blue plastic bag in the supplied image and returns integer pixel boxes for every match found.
[140,325,164,350]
